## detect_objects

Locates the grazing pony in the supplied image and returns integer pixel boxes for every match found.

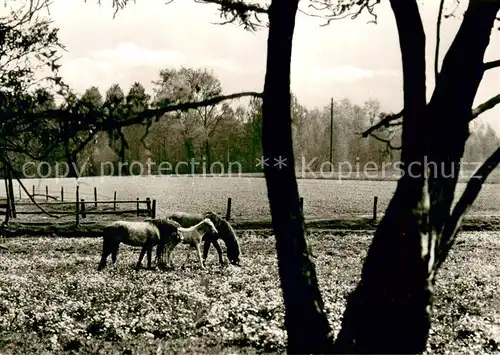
[175,218,219,269]
[145,218,183,268]
[97,219,181,271]
[167,211,241,266]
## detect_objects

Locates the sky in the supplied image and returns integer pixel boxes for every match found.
[13,0,500,133]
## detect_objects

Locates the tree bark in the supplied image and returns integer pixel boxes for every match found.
[333,0,500,353]
[262,1,334,353]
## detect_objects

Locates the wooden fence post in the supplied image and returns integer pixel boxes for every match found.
[146,198,151,216]
[94,187,97,208]
[373,196,378,222]
[46,186,48,201]
[5,185,11,222]
[151,199,156,218]
[75,186,80,226]
[113,191,117,211]
[61,186,64,202]
[225,197,232,220]
[136,197,140,216]
[81,199,86,218]
[32,185,35,198]
[4,176,11,218]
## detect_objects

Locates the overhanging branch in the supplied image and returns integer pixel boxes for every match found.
[362,92,500,138]
[436,145,500,270]
[1,91,263,126]
[1,156,60,219]
[361,110,403,137]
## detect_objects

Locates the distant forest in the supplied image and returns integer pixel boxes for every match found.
[11,67,500,178]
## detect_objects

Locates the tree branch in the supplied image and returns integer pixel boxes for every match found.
[363,92,500,138]
[435,0,445,84]
[484,59,500,71]
[1,91,263,125]
[1,156,60,219]
[471,93,500,119]
[361,110,403,137]
[368,133,402,150]
[196,0,268,14]
[436,145,500,270]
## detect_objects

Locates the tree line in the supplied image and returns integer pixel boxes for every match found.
[8,68,499,178]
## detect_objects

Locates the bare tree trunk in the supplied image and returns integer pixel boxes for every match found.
[262,1,334,353]
[204,139,211,168]
[333,0,500,353]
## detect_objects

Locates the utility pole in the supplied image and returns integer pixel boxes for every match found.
[329,98,334,171]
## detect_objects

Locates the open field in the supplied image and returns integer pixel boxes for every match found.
[0,232,499,354]
[3,176,500,221]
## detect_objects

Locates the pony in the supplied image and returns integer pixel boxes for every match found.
[97,219,182,271]
[167,211,241,266]
[145,218,184,268]
[175,218,219,269]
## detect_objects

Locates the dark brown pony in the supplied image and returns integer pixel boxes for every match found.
[146,218,183,268]
[166,211,241,266]
[97,219,181,271]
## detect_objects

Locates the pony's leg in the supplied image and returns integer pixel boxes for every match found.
[111,242,120,268]
[136,245,147,271]
[202,238,211,264]
[182,248,191,268]
[146,245,153,270]
[97,239,112,271]
[166,243,175,268]
[212,240,225,266]
[196,244,206,269]
[155,243,165,267]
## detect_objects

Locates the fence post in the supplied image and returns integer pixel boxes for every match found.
[146,198,151,216]
[225,197,232,220]
[136,197,140,216]
[75,186,80,226]
[81,199,86,218]
[32,185,35,198]
[372,196,378,222]
[151,199,156,218]
[94,187,98,208]
[46,186,48,201]
[113,191,117,211]
[5,185,11,221]
[299,197,304,216]
[18,184,21,200]
[4,177,11,218]
[61,186,64,202]
[6,169,15,218]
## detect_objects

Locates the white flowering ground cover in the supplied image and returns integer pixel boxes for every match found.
[0,231,498,354]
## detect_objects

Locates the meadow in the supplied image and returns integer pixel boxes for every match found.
[5,175,500,221]
[0,231,498,354]
[1,174,499,353]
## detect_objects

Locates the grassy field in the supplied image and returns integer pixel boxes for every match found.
[0,232,498,354]
[6,176,500,221]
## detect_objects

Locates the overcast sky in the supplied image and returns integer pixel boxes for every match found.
[40,1,500,133]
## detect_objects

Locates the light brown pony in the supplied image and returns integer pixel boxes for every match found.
[97,219,182,271]
[175,218,219,269]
